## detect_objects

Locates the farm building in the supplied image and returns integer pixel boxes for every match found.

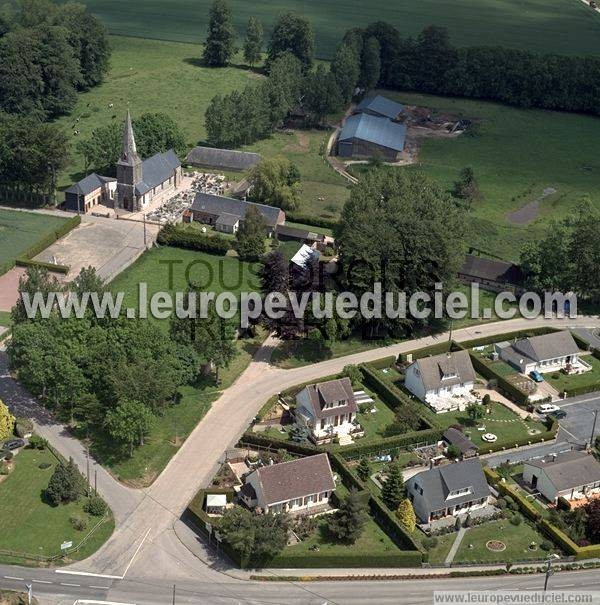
[458,254,525,293]
[64,173,116,213]
[189,192,285,236]
[275,224,325,245]
[337,113,407,161]
[186,146,262,172]
[354,95,405,120]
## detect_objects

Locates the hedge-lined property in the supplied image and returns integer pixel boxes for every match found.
[157,223,231,255]
[484,468,542,522]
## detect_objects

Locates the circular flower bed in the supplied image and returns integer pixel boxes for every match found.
[528,428,541,435]
[486,540,506,552]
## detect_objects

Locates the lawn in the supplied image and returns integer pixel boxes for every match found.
[354,386,398,444]
[454,519,556,563]
[282,514,400,559]
[0,312,11,328]
[546,354,600,395]
[81,0,600,58]
[0,209,70,275]
[351,90,600,261]
[0,447,114,565]
[418,532,456,565]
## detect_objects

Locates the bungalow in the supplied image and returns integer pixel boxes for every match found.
[496,331,583,374]
[295,377,359,444]
[404,351,477,413]
[189,192,285,236]
[239,453,336,515]
[406,458,491,524]
[523,451,600,504]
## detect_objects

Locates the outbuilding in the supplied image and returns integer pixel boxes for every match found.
[337,113,407,161]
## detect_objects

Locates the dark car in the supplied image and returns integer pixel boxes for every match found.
[548,409,567,420]
[2,438,25,451]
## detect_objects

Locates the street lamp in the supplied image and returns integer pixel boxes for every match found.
[543,553,560,591]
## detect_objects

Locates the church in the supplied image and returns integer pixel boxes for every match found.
[65,111,182,213]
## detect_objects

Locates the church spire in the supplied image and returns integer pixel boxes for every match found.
[121,110,140,164]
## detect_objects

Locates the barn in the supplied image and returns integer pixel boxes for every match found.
[354,95,405,120]
[185,146,262,172]
[337,113,407,161]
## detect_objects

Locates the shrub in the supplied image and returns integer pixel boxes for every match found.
[496,498,507,510]
[84,495,108,517]
[0,461,8,475]
[28,435,47,450]
[14,418,33,438]
[157,223,231,255]
[510,513,523,526]
[540,541,553,551]
[69,516,87,531]
[422,536,438,549]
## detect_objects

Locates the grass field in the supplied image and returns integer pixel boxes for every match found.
[352,90,600,261]
[0,209,70,275]
[82,0,600,58]
[0,447,114,564]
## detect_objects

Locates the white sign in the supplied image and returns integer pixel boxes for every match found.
[205,522,212,534]
[60,541,73,551]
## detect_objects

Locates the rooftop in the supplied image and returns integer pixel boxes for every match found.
[525,451,600,491]
[460,254,524,286]
[513,331,581,363]
[356,95,405,120]
[186,146,262,171]
[190,192,284,227]
[413,350,476,392]
[300,377,358,420]
[135,150,181,196]
[65,173,116,197]
[339,113,407,153]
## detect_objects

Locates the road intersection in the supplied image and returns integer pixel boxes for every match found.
[2,315,600,604]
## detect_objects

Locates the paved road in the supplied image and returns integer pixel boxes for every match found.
[2,316,600,604]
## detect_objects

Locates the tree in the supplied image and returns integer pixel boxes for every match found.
[381,462,405,510]
[336,169,466,338]
[343,364,362,387]
[586,499,600,544]
[360,36,381,90]
[303,64,343,126]
[326,489,369,543]
[356,457,370,482]
[249,157,301,211]
[260,249,289,296]
[396,498,416,532]
[447,444,462,459]
[71,266,105,298]
[466,403,485,424]
[243,17,263,67]
[264,52,304,126]
[104,399,154,457]
[252,512,291,558]
[235,205,266,261]
[452,166,481,207]
[219,507,255,560]
[44,457,85,505]
[331,41,360,103]
[288,424,310,443]
[267,13,314,71]
[11,265,63,324]
[414,26,458,93]
[390,401,422,434]
[0,399,14,441]
[202,0,235,67]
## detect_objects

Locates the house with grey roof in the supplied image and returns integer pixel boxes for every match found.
[65,111,182,214]
[337,113,407,161]
[354,95,405,120]
[523,451,600,504]
[189,192,285,236]
[186,146,261,172]
[496,330,584,375]
[458,254,525,294]
[240,453,336,515]
[64,173,116,213]
[406,458,491,523]
[295,377,359,444]
[404,351,477,413]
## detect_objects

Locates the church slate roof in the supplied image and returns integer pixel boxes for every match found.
[65,173,116,196]
[186,146,262,171]
[135,150,181,196]
[190,192,284,227]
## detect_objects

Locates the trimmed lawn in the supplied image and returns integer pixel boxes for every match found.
[78,0,600,58]
[354,386,398,444]
[285,221,334,238]
[546,354,600,394]
[0,447,114,565]
[0,209,70,275]
[418,532,456,565]
[454,519,556,563]
[0,312,11,328]
[282,515,399,558]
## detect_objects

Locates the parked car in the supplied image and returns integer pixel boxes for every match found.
[530,371,545,383]
[537,403,561,414]
[548,409,567,420]
[2,438,25,451]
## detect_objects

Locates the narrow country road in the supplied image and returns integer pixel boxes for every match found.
[2,315,600,602]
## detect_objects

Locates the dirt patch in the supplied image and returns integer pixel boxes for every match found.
[507,187,557,225]
[486,540,506,552]
[284,130,310,153]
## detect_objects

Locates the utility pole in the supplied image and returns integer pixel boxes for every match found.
[94,469,97,495]
[172,584,176,605]
[544,554,559,591]
[590,409,599,449]
[143,212,147,248]
[86,447,90,494]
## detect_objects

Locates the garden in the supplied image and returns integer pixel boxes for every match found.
[545,354,600,396]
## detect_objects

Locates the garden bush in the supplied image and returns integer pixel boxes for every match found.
[70,515,87,531]
[510,513,523,526]
[157,223,231,255]
[84,495,108,517]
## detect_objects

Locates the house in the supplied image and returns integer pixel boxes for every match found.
[337,113,407,161]
[295,377,359,444]
[64,173,116,213]
[458,254,524,294]
[354,95,405,120]
[497,331,583,374]
[186,146,261,172]
[406,458,491,524]
[239,453,336,515]
[404,351,477,413]
[65,111,182,214]
[214,213,240,234]
[443,427,478,458]
[189,192,285,236]
[523,451,600,504]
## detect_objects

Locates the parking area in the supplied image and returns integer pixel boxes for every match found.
[559,392,600,444]
[34,214,159,282]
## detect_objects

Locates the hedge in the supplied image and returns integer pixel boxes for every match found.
[561,381,600,398]
[329,451,365,492]
[157,224,231,255]
[338,427,444,458]
[367,355,398,370]
[496,483,542,522]
[279,372,343,399]
[457,327,558,350]
[256,394,279,421]
[398,341,453,363]
[284,212,338,230]
[238,431,318,457]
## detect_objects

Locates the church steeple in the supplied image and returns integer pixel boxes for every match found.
[120,110,141,164]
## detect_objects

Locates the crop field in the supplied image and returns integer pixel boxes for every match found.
[82,0,600,58]
[0,209,70,275]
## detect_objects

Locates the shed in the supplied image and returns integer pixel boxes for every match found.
[205,493,227,514]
